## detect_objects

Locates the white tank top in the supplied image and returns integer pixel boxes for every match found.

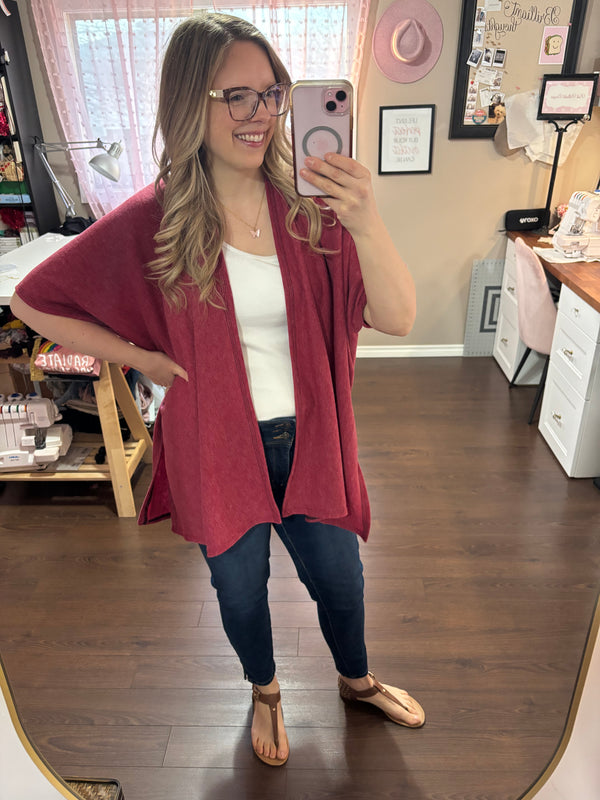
[223,243,296,421]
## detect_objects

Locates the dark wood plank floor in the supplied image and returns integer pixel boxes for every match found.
[1,357,599,800]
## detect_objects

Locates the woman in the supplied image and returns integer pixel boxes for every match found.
[11,13,422,767]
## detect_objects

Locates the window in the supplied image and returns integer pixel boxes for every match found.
[30,0,369,216]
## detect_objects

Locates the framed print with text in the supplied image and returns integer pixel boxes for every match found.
[378,105,435,175]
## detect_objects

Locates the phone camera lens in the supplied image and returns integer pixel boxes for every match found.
[335,90,347,102]
[325,100,337,112]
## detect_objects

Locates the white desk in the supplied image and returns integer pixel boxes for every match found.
[0,233,71,305]
[494,232,600,478]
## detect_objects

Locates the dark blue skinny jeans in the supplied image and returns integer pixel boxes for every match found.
[199,416,368,685]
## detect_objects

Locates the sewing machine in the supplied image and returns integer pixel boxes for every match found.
[553,191,600,259]
[0,394,72,471]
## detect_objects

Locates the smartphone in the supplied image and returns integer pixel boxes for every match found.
[290,80,353,197]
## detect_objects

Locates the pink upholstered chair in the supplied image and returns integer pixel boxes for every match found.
[509,237,558,424]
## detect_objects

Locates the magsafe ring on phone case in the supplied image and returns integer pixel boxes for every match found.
[301,126,343,158]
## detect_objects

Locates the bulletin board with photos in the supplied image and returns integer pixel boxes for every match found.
[449,0,589,138]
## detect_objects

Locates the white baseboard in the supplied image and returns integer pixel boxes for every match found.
[357,344,465,358]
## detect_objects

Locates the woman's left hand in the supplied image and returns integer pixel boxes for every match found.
[300,153,378,237]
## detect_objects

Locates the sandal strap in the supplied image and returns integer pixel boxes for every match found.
[339,672,411,713]
[252,685,280,750]
[368,673,411,713]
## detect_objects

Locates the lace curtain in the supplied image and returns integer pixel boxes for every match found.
[29,0,370,218]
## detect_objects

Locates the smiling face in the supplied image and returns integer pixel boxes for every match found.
[204,40,278,183]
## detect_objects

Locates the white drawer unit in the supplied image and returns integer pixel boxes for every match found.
[558,284,600,343]
[493,238,546,385]
[539,285,600,477]
[551,312,600,401]
[494,307,522,377]
[501,261,518,313]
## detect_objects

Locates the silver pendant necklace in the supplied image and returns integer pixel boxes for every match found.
[223,185,265,238]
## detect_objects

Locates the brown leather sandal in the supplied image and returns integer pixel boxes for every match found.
[251,684,289,766]
[338,671,425,728]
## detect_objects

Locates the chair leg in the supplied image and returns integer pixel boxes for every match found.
[510,347,532,387]
[528,355,550,425]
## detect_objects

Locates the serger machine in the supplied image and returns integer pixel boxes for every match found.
[0,394,72,471]
[553,191,600,260]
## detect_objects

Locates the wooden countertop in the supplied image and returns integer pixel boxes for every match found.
[508,230,600,314]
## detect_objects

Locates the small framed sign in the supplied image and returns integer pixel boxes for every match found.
[378,105,435,175]
[537,73,598,120]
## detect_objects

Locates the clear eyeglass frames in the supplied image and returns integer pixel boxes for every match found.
[208,83,290,121]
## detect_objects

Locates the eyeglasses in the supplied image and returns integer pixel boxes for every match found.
[208,82,290,121]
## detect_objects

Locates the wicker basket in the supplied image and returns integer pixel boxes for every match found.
[65,778,124,800]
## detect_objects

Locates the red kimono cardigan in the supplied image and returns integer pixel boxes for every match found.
[15,181,371,556]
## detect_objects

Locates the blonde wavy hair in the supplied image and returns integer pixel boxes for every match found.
[150,12,328,307]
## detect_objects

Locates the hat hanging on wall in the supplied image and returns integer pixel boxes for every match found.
[372,0,443,83]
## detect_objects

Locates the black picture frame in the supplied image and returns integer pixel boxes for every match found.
[537,73,599,120]
[378,105,435,175]
[449,0,589,139]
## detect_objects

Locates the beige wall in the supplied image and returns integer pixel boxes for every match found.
[357,0,600,350]
[19,0,600,350]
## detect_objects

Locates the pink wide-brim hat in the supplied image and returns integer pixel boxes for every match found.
[372,0,443,83]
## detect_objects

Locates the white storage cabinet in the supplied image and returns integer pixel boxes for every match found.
[539,284,600,477]
[493,238,546,385]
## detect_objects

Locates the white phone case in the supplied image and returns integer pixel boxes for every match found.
[290,80,353,197]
